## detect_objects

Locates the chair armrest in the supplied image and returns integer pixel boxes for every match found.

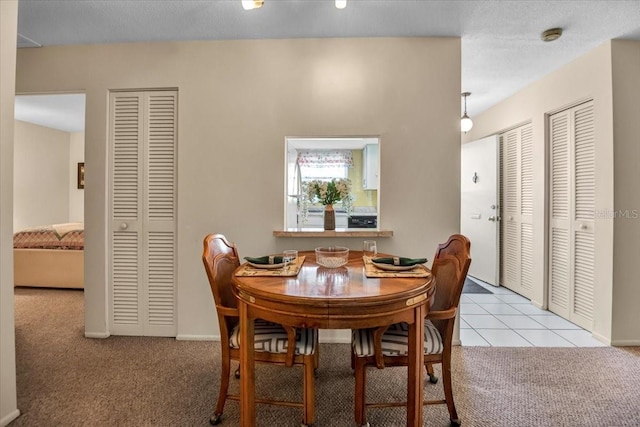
[427,307,457,320]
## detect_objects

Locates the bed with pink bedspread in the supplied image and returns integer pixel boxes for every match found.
[13,222,84,289]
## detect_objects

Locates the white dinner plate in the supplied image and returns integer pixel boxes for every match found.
[247,262,286,269]
[371,261,421,271]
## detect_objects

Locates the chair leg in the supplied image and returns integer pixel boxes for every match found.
[426,362,438,383]
[354,357,368,427]
[441,353,459,425]
[211,352,232,425]
[314,344,320,370]
[302,354,316,427]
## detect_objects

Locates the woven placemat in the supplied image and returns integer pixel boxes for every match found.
[363,257,431,278]
[235,256,306,277]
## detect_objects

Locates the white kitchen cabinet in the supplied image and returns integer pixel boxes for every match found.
[362,144,379,190]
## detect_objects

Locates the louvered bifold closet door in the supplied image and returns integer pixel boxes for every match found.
[499,123,534,299]
[549,110,571,319]
[519,125,534,297]
[144,92,177,336]
[501,129,520,291]
[110,93,145,335]
[548,101,595,330]
[109,91,177,337]
[571,103,595,329]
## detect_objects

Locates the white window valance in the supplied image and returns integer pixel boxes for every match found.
[297,150,353,168]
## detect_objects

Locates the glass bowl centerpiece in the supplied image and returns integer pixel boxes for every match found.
[315,246,350,268]
[301,178,352,230]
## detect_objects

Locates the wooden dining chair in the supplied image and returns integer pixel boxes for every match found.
[351,234,471,427]
[202,234,318,426]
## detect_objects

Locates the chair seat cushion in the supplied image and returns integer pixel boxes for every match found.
[351,320,443,357]
[230,319,317,355]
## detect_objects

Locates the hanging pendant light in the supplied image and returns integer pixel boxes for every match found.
[335,0,347,9]
[242,0,264,10]
[461,92,473,133]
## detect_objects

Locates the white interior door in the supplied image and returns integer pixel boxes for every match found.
[548,101,595,330]
[461,135,500,286]
[500,124,534,298]
[109,90,177,337]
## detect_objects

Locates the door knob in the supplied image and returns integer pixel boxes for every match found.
[488,216,497,222]
[580,224,588,230]
[120,222,128,230]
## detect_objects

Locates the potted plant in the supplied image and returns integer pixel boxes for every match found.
[301,178,352,230]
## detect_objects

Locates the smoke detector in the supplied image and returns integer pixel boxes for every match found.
[541,28,563,42]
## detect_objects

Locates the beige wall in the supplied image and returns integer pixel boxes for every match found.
[611,40,640,345]
[464,42,618,343]
[0,1,19,424]
[16,37,461,340]
[13,120,71,230]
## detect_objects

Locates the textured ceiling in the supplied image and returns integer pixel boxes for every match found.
[15,0,640,132]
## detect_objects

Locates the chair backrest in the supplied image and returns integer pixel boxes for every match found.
[202,233,241,313]
[430,234,471,313]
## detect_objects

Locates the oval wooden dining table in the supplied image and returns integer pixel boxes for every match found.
[232,250,435,427]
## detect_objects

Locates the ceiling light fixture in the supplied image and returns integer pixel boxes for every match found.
[461,92,473,133]
[242,0,264,10]
[541,28,563,42]
[335,0,347,9]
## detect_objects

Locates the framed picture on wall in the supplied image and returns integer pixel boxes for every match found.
[77,162,85,189]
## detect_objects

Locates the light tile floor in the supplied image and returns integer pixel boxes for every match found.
[460,277,607,347]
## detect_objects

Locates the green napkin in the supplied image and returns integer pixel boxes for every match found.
[371,257,427,266]
[244,255,284,265]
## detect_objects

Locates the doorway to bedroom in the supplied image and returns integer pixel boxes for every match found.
[13,93,86,291]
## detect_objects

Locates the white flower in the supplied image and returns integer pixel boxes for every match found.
[300,178,352,223]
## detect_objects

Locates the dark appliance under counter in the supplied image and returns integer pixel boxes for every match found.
[348,215,377,228]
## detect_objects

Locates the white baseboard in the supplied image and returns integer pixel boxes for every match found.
[590,332,640,347]
[592,331,611,345]
[176,334,219,341]
[610,339,640,346]
[84,331,109,339]
[318,337,351,344]
[529,299,544,309]
[1,409,20,427]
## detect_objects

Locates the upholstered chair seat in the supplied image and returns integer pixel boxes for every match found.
[229,319,317,355]
[352,319,443,357]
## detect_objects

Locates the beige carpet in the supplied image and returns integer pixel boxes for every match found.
[11,287,640,426]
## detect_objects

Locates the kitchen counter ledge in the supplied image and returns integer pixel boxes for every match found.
[273,228,393,238]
